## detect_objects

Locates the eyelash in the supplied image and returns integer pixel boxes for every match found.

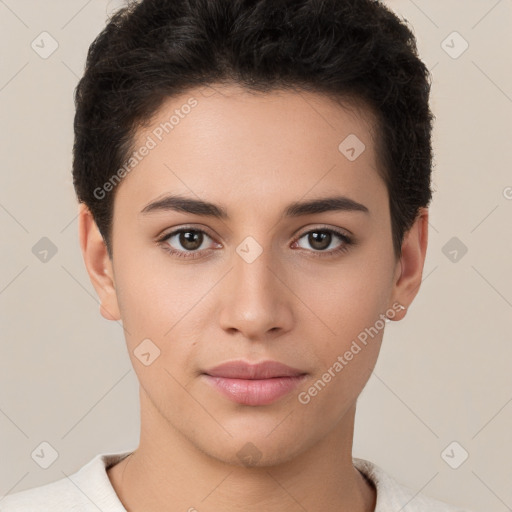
[156,225,354,260]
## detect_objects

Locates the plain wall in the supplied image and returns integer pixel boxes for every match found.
[0,1,511,510]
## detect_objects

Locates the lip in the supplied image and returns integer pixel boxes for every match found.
[204,360,306,379]
[202,360,307,406]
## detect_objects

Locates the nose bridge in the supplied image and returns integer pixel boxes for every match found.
[218,235,293,336]
[232,236,280,306]
[236,240,276,294]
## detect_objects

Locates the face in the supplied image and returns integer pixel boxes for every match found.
[82,83,422,467]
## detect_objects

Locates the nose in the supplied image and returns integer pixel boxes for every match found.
[218,242,294,341]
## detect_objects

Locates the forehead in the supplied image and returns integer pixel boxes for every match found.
[114,83,386,218]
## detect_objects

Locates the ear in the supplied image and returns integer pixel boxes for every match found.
[388,207,429,321]
[77,203,121,322]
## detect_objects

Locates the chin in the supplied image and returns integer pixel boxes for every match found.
[195,432,309,469]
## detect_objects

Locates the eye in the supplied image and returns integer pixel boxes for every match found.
[158,227,218,260]
[157,226,354,260]
[292,227,353,257]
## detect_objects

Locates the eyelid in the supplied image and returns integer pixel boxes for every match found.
[157,224,352,244]
[295,224,352,239]
[157,224,217,242]
[156,223,355,260]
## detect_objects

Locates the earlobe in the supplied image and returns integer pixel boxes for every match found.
[77,203,121,322]
[389,207,429,321]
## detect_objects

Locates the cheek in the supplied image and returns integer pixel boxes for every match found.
[294,256,391,339]
[115,272,171,337]
[297,284,386,416]
[113,244,204,334]
[112,256,216,380]
[293,254,391,390]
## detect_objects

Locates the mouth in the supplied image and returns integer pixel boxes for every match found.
[202,360,307,406]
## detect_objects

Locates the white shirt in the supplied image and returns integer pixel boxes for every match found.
[0,451,472,511]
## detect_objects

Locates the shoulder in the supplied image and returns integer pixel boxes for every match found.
[0,451,133,512]
[353,457,473,512]
[0,477,80,512]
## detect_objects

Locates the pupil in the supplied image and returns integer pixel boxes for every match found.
[177,231,332,252]
[181,231,201,250]
[310,231,330,250]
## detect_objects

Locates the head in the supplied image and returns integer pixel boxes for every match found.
[75,0,433,466]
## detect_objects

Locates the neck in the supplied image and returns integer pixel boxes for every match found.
[107,390,376,512]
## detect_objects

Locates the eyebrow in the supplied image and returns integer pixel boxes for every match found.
[139,193,369,219]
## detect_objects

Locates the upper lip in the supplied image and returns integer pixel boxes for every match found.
[203,360,306,379]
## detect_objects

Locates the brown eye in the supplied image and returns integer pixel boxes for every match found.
[307,231,332,251]
[296,228,349,253]
[178,230,204,251]
[160,228,215,258]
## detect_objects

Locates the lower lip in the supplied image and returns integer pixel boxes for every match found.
[202,374,307,406]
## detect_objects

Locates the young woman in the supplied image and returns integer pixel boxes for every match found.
[1,0,473,510]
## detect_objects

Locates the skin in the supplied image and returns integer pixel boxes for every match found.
[79,83,428,512]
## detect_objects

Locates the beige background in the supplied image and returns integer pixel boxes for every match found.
[0,1,511,510]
